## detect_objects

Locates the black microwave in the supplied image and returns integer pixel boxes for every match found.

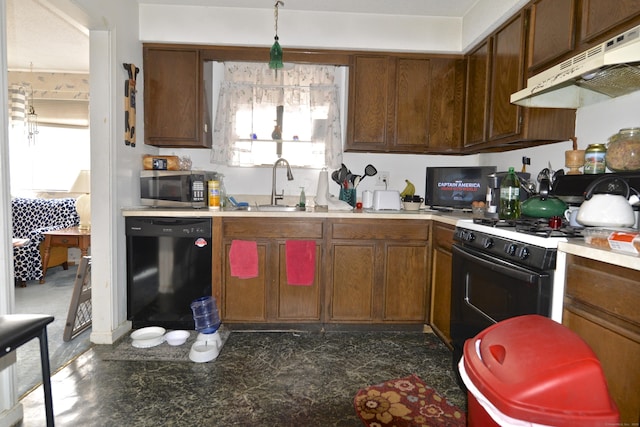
[140,170,217,208]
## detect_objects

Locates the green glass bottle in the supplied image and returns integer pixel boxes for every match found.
[499,167,521,220]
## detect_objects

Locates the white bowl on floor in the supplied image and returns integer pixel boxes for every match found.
[189,340,219,363]
[164,330,190,346]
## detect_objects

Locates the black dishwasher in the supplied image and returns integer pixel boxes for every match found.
[125,217,212,329]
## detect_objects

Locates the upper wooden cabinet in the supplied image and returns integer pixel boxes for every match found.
[346,55,464,154]
[527,0,577,72]
[464,12,576,151]
[580,0,640,45]
[143,46,212,148]
[464,40,490,148]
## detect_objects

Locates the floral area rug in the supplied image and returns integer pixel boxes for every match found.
[354,374,466,427]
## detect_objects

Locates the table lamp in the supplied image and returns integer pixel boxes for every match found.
[70,170,91,230]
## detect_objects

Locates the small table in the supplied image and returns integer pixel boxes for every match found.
[41,227,91,283]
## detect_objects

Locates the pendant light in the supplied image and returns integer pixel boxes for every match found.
[269,1,284,73]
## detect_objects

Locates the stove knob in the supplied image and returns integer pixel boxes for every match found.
[482,237,494,249]
[518,247,530,260]
[505,243,517,256]
[462,231,475,242]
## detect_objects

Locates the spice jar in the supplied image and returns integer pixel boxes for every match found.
[606,127,640,172]
[584,144,606,174]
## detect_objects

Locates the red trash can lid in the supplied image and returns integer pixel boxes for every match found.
[463,315,619,426]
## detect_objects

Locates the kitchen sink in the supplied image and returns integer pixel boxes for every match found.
[256,205,303,212]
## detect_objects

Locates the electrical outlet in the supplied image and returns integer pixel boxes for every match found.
[376,171,390,187]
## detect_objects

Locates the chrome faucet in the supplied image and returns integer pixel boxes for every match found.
[271,158,294,205]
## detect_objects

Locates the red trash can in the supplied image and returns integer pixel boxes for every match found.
[460,315,619,426]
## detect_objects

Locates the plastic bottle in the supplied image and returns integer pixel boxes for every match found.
[299,187,306,208]
[208,180,220,210]
[499,167,520,220]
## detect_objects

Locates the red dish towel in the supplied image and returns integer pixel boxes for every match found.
[286,240,316,286]
[229,240,258,279]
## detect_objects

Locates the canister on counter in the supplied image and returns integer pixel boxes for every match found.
[208,180,220,210]
[584,143,606,174]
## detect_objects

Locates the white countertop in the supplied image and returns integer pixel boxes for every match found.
[121,206,468,226]
[558,240,640,271]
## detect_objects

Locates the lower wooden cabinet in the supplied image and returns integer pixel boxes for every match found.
[217,217,431,326]
[429,223,455,347]
[563,254,640,424]
[220,218,323,323]
[328,219,430,323]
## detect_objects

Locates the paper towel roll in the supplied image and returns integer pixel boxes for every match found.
[315,169,329,206]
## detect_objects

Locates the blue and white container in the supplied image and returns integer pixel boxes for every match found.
[190,296,221,334]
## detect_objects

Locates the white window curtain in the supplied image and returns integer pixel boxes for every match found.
[210,62,343,169]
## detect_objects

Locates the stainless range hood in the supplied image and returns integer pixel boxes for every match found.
[511,24,640,108]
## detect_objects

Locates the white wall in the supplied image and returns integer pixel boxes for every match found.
[481,91,640,176]
[139,0,528,201]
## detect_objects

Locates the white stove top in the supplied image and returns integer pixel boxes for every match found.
[456,219,568,249]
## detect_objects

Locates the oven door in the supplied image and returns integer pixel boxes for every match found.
[450,242,552,384]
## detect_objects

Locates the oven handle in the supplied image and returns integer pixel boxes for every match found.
[452,244,545,284]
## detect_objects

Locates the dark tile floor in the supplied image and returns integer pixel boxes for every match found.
[19,330,466,426]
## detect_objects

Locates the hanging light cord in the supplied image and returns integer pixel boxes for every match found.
[274,1,284,40]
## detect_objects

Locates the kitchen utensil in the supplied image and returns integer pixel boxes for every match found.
[537,168,550,183]
[577,175,637,227]
[331,169,341,185]
[552,168,564,182]
[564,206,581,227]
[521,179,568,218]
[359,164,377,183]
[339,164,349,184]
[402,201,422,211]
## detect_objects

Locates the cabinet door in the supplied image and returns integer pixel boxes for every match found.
[383,244,429,321]
[222,242,267,321]
[428,58,464,153]
[429,223,454,346]
[563,254,640,423]
[393,58,431,151]
[330,243,375,321]
[143,47,211,148]
[346,56,393,151]
[527,0,576,71]
[488,13,525,142]
[580,0,640,44]
[464,40,490,148]
[277,242,321,320]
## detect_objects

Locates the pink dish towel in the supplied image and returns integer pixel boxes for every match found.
[286,240,316,286]
[229,240,258,279]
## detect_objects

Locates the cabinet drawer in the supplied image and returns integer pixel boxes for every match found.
[433,223,454,248]
[331,219,429,241]
[565,254,640,324]
[223,218,324,239]
[49,235,80,246]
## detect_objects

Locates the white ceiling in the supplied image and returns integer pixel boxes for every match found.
[136,0,480,17]
[5,0,479,73]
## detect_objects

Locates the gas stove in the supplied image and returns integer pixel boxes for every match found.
[453,217,581,271]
